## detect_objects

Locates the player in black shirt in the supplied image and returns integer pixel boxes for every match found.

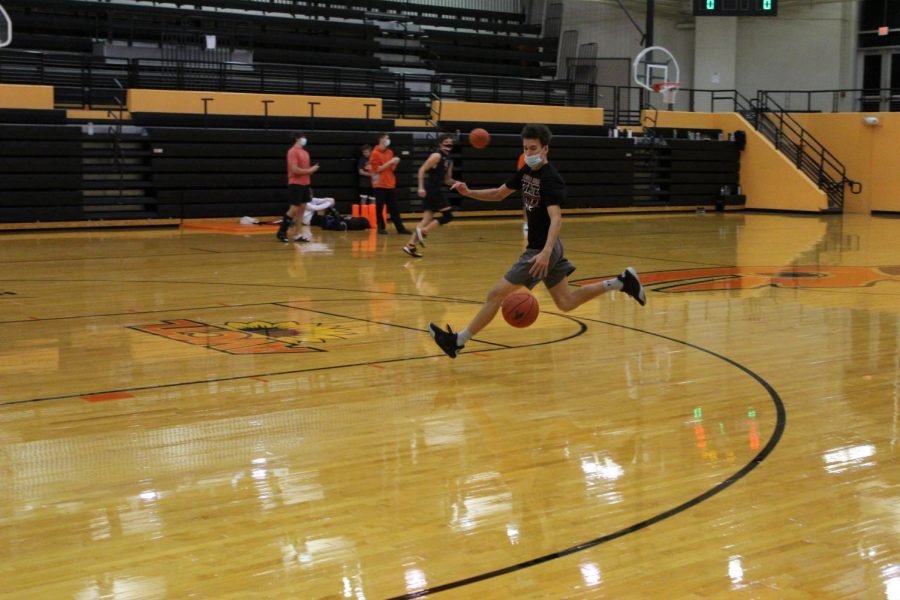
[429,123,646,358]
[403,133,457,258]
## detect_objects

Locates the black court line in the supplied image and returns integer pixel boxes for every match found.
[0,296,471,325]
[0,278,489,325]
[272,302,510,349]
[386,317,786,599]
[0,250,239,265]
[0,278,484,301]
[0,313,586,406]
[0,221,737,266]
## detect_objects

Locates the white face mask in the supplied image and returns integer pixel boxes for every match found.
[300,137,308,147]
[383,138,391,148]
[524,153,543,168]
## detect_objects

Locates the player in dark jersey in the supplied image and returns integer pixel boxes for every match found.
[428,123,646,358]
[403,133,457,258]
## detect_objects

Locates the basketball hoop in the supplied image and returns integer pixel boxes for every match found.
[653,82,681,105]
[0,4,11,48]
[633,46,681,109]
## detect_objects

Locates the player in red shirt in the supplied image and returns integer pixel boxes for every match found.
[276,131,320,243]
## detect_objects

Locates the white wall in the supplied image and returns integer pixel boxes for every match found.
[694,17,737,93]
[736,1,850,98]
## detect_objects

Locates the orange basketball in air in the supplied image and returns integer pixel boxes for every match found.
[501,291,539,328]
[469,127,491,149]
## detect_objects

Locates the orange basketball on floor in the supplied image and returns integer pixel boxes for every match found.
[469,127,490,149]
[501,291,539,328]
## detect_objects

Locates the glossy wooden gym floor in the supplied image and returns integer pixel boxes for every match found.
[1,212,898,599]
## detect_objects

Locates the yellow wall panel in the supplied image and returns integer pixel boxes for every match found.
[0,84,54,110]
[790,113,900,213]
[127,90,382,119]
[434,101,603,126]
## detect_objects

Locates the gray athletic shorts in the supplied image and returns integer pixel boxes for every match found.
[504,240,576,290]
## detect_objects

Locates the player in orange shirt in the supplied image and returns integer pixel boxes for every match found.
[369,133,410,235]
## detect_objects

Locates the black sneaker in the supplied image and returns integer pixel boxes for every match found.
[293,234,310,243]
[429,322,464,358]
[378,228,389,235]
[276,232,289,242]
[402,245,423,258]
[618,267,646,306]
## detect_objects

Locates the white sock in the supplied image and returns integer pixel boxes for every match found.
[457,329,472,346]
[602,278,623,291]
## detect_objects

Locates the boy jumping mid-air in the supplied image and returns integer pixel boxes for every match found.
[429,123,646,359]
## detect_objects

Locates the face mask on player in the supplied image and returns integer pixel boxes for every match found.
[524,153,543,168]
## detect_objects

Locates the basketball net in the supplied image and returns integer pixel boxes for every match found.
[653,82,681,106]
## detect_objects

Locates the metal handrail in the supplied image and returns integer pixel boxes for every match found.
[757,88,900,112]
[107,78,128,201]
[427,91,442,126]
[755,91,862,208]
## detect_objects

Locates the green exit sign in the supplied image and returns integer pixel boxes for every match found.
[694,0,778,16]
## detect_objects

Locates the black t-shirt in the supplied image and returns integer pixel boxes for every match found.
[426,149,453,192]
[357,156,371,189]
[505,162,566,250]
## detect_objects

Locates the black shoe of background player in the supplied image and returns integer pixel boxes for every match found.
[402,245,422,258]
[429,322,464,358]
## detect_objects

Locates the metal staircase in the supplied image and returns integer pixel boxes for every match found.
[749,93,861,211]
[637,89,861,211]
[81,116,155,220]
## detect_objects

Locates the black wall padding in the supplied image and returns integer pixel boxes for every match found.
[146,127,415,217]
[450,131,742,209]
[0,109,68,124]
[0,120,744,224]
[0,125,83,222]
